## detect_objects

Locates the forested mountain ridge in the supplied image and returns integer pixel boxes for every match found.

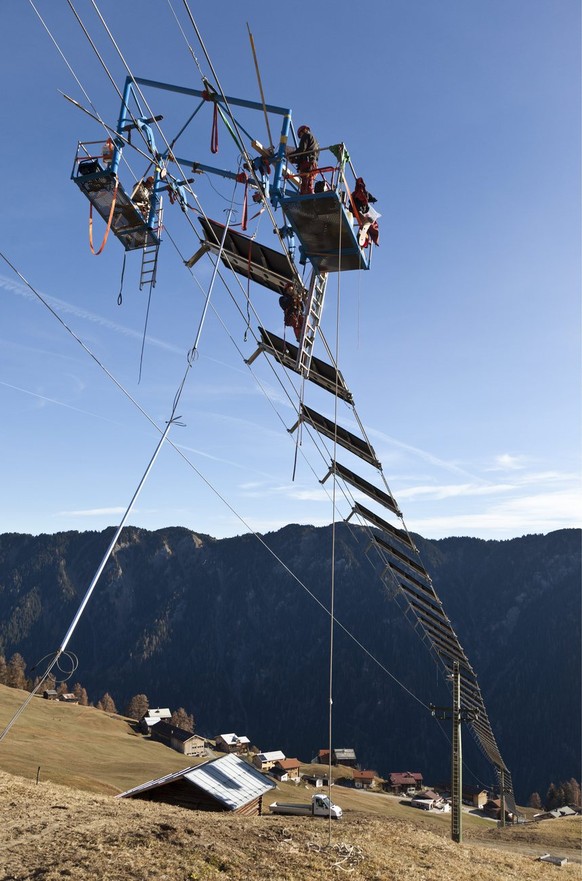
[0,525,579,803]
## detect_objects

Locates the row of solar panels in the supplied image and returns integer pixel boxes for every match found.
[248,324,518,812]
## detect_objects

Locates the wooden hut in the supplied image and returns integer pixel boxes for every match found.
[118,754,275,816]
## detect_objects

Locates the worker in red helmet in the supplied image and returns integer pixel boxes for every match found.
[287,124,320,195]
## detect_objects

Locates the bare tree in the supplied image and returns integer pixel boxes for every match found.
[563,778,581,807]
[125,694,149,720]
[96,692,117,714]
[170,707,195,732]
[528,792,542,809]
[6,653,27,690]
[72,682,89,706]
[0,655,7,685]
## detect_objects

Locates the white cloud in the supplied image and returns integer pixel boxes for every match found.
[407,488,582,538]
[0,273,182,355]
[488,453,529,471]
[397,482,516,501]
[57,507,127,517]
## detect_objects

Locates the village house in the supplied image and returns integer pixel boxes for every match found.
[385,772,423,794]
[42,690,58,700]
[253,750,286,772]
[215,733,251,753]
[118,753,275,815]
[333,748,358,768]
[483,798,515,822]
[139,708,172,734]
[462,785,488,809]
[301,774,329,788]
[149,721,206,757]
[313,748,357,767]
[272,758,301,781]
[58,693,79,704]
[353,769,381,790]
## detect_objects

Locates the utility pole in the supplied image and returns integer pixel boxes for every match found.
[431,661,478,844]
[499,767,506,828]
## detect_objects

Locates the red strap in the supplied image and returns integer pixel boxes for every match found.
[89,182,118,255]
[211,103,219,154]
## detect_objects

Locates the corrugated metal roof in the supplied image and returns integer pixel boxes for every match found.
[118,754,274,811]
[184,755,274,810]
[257,750,285,762]
[333,748,357,760]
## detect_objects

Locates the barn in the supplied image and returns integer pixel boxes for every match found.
[117,753,275,815]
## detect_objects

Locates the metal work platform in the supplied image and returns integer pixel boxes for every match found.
[280,191,370,272]
[73,165,159,252]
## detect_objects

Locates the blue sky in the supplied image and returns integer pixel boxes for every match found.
[0,0,579,541]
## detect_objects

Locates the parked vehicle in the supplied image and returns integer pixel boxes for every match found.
[268,794,342,819]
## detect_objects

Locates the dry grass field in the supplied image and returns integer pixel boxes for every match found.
[0,686,579,880]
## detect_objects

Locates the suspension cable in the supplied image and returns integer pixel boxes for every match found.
[0,252,432,718]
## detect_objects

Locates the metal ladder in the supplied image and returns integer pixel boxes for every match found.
[139,200,163,291]
[296,271,328,376]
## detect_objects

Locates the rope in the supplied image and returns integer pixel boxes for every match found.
[117,252,127,305]
[88,181,118,255]
[327,197,344,844]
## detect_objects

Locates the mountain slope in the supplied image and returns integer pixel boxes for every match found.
[0,525,579,803]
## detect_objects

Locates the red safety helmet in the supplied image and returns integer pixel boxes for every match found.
[297,125,310,136]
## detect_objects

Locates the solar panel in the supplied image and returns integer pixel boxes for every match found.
[254,328,353,403]
[350,502,415,549]
[199,217,297,294]
[323,462,400,514]
[372,533,427,577]
[298,406,380,467]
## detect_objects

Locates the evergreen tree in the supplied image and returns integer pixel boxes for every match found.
[125,694,149,720]
[528,792,542,809]
[56,682,69,696]
[6,653,27,690]
[96,692,117,714]
[72,682,89,706]
[170,707,195,732]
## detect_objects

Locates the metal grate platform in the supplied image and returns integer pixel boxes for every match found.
[280,191,370,272]
[74,168,159,251]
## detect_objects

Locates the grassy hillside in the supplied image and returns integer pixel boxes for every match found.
[1,771,580,881]
[0,684,191,793]
[0,685,579,880]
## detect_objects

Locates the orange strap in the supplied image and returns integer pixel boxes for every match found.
[89,182,119,255]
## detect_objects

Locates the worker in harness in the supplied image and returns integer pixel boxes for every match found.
[279,282,305,341]
[287,125,319,195]
[131,175,154,219]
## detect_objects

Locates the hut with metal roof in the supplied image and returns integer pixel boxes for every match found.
[118,754,275,815]
[149,720,206,757]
